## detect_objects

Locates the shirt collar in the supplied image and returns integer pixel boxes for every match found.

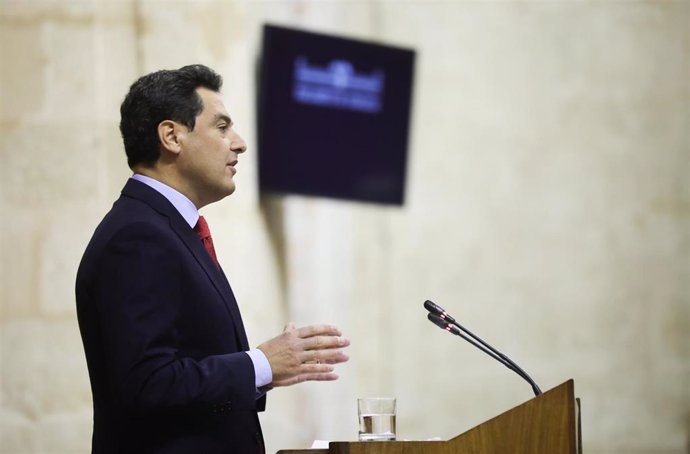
[130,174,199,228]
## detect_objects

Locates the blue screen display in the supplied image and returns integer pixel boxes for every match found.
[257,25,415,205]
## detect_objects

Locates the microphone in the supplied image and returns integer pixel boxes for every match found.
[424,300,542,396]
[427,313,514,369]
[424,299,457,324]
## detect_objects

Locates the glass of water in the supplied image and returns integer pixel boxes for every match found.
[357,397,396,441]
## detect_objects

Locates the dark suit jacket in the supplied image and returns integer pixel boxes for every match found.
[76,179,266,454]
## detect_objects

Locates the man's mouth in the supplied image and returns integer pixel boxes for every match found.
[227,160,238,175]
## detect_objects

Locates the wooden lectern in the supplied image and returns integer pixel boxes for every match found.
[278,380,581,454]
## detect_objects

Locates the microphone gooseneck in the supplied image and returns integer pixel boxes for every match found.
[427,313,514,369]
[424,300,542,396]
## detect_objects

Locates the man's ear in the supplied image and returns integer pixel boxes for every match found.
[157,120,183,155]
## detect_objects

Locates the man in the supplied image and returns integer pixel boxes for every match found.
[76,64,350,453]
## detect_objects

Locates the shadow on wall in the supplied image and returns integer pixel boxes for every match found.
[259,194,289,321]
[686,413,690,454]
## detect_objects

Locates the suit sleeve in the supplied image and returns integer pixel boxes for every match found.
[92,222,257,414]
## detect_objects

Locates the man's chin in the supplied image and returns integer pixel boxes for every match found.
[204,184,236,206]
[223,182,237,197]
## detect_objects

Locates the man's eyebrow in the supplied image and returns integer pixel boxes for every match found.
[213,113,232,124]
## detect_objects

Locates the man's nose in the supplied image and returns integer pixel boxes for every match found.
[230,131,247,154]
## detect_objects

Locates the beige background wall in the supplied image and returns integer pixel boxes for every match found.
[1,1,688,453]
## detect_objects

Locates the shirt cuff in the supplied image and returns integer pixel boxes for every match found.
[246,349,273,388]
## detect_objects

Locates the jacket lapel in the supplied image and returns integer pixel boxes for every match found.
[171,218,250,351]
[121,179,250,350]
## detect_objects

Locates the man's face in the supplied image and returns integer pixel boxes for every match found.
[177,87,246,208]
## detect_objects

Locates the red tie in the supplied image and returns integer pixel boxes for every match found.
[194,215,219,267]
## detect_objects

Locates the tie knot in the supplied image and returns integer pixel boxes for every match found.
[195,215,211,240]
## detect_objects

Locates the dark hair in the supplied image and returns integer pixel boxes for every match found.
[119,64,223,168]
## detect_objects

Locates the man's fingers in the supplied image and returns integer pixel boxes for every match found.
[301,335,350,351]
[261,323,349,385]
[296,324,342,339]
[301,362,335,373]
[323,351,349,364]
[300,350,349,366]
[283,322,296,332]
[296,372,339,383]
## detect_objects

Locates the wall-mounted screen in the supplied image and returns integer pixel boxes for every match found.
[257,25,416,205]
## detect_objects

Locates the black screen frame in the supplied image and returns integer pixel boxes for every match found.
[257,24,416,206]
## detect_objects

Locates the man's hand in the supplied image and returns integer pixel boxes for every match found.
[257,323,350,388]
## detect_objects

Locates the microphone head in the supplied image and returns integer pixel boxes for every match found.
[424,299,443,315]
[424,299,457,324]
[428,313,459,335]
[427,313,449,330]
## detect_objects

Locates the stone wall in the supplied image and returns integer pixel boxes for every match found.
[1,1,688,453]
